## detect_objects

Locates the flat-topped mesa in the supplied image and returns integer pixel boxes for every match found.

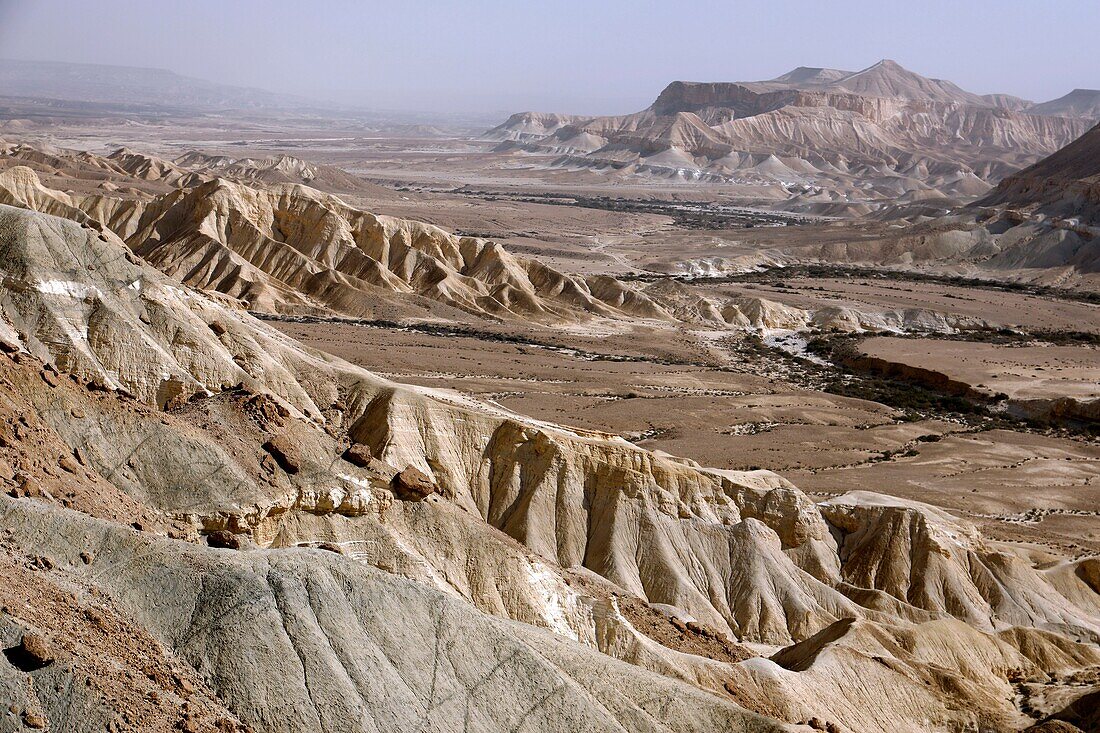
[651,60,992,118]
[649,81,799,118]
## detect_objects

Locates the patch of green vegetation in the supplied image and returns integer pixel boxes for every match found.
[622,265,1100,306]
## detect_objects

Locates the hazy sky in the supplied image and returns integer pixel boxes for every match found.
[0,0,1096,115]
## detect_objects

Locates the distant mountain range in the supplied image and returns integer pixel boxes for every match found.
[0,58,311,111]
[487,60,1100,208]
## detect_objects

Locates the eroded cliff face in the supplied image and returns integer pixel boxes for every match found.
[0,498,794,733]
[979,121,1100,225]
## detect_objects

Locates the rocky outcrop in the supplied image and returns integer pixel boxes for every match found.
[839,350,987,399]
[1007,396,1100,426]
[977,121,1100,225]
[205,529,241,549]
[820,493,1100,637]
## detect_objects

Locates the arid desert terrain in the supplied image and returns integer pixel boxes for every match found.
[0,53,1097,733]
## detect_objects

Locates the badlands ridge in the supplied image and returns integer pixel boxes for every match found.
[488,60,1099,206]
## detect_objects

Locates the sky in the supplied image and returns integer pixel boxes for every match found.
[0,0,1096,115]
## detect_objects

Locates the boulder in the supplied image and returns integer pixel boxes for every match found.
[391,465,435,501]
[13,631,54,670]
[342,443,372,467]
[262,434,299,474]
[206,530,241,550]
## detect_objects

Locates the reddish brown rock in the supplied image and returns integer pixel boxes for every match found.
[391,465,435,501]
[22,711,46,729]
[14,631,54,670]
[342,443,372,467]
[262,434,299,474]
[58,454,80,474]
[245,393,288,428]
[206,530,241,550]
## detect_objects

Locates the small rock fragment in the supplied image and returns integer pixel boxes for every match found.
[23,710,47,729]
[84,607,110,630]
[259,453,278,475]
[175,674,195,697]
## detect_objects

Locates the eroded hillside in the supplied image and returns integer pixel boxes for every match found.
[0,144,1097,732]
